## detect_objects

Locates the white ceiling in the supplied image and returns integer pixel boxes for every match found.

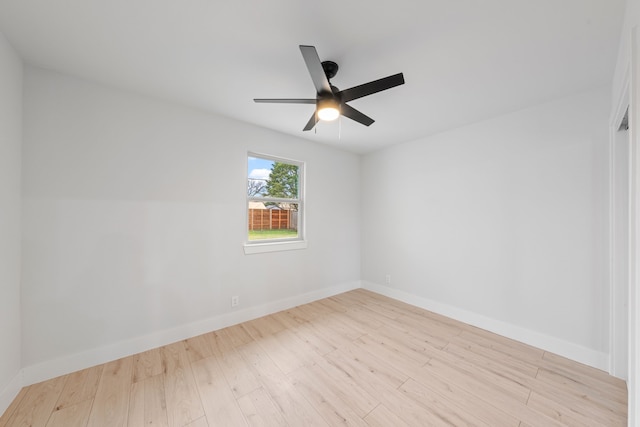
[0,0,626,153]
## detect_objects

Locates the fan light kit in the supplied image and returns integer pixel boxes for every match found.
[254,45,405,131]
[317,98,340,121]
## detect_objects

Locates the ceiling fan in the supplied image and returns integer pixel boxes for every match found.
[254,45,405,131]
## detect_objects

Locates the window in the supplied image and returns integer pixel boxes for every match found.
[244,153,306,254]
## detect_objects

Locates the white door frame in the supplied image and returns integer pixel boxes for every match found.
[609,83,629,380]
[627,24,639,427]
[610,25,639,427]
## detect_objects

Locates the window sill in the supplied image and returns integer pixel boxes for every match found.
[243,240,308,255]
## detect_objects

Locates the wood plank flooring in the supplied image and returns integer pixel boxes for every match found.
[0,289,628,426]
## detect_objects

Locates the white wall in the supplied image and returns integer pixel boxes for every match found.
[361,88,611,368]
[0,31,22,412]
[21,67,361,382]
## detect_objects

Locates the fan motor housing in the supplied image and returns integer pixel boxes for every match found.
[322,61,339,80]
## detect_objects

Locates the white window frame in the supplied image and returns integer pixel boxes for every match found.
[244,152,307,255]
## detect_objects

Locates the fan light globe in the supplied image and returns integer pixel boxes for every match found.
[317,99,340,121]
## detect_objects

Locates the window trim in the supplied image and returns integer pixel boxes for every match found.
[243,240,308,255]
[244,152,306,254]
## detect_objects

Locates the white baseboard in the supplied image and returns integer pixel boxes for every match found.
[362,281,609,371]
[0,370,23,418]
[22,281,361,386]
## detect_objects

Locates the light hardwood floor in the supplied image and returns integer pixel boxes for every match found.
[0,289,628,426]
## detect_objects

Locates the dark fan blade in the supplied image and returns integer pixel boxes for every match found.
[338,73,405,102]
[302,111,318,131]
[340,103,375,126]
[254,98,316,104]
[299,45,332,95]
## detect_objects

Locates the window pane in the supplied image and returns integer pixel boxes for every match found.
[247,204,299,241]
[248,157,298,200]
[247,156,272,197]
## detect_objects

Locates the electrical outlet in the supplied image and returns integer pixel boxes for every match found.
[231,296,239,307]
[385,274,391,285]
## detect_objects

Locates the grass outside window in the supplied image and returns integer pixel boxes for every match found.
[248,229,298,240]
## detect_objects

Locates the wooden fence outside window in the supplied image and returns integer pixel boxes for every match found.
[248,209,298,230]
